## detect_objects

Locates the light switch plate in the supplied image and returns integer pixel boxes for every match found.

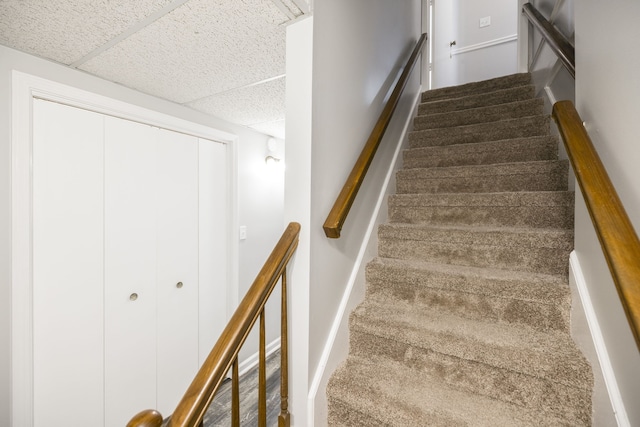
[239,226,247,240]
[480,16,491,28]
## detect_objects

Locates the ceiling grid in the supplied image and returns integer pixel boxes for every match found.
[0,0,309,138]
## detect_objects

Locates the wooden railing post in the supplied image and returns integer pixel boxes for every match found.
[279,269,290,427]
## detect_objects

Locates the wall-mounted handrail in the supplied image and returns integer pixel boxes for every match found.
[128,222,301,427]
[553,101,640,350]
[323,33,428,238]
[522,2,575,78]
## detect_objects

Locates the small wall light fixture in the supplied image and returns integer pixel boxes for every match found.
[265,155,281,166]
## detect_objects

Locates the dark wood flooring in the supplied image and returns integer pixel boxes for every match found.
[164,350,281,426]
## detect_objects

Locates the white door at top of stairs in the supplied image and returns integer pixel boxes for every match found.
[30,98,229,426]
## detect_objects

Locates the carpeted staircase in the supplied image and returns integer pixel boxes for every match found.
[326,73,593,426]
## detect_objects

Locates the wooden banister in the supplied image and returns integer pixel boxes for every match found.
[128,222,301,427]
[323,33,428,238]
[553,101,640,349]
[522,2,575,78]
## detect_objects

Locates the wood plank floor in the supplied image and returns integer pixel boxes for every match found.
[164,349,281,426]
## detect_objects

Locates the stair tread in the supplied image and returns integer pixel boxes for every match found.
[405,135,558,157]
[417,85,537,115]
[389,191,573,207]
[421,73,532,102]
[350,296,591,388]
[399,159,567,177]
[379,222,573,246]
[367,256,569,300]
[328,355,577,427]
[409,115,550,148]
[414,98,544,130]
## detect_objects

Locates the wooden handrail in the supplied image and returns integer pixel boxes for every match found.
[522,3,575,78]
[128,222,301,427]
[323,33,428,238]
[553,101,640,350]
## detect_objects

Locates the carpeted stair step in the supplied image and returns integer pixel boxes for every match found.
[414,98,545,131]
[421,73,532,103]
[378,223,573,275]
[365,257,571,332]
[409,115,550,149]
[327,355,579,427]
[417,85,536,116]
[388,191,574,229]
[403,136,558,169]
[396,160,569,194]
[347,300,592,425]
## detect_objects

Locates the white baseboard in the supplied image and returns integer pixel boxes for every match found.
[305,88,423,427]
[570,252,629,426]
[238,337,281,377]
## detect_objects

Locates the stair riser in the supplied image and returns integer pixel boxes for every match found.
[378,238,571,275]
[409,116,549,149]
[365,281,570,332]
[413,99,544,131]
[388,204,574,229]
[418,85,536,115]
[421,73,532,103]
[349,330,591,425]
[403,138,557,169]
[396,168,568,194]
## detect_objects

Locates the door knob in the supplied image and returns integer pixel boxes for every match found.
[129,293,138,301]
[176,282,183,289]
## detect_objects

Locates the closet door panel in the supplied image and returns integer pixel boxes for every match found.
[198,138,229,365]
[32,100,105,426]
[104,117,158,426]
[156,129,199,414]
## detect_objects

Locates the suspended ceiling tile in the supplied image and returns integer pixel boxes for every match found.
[79,0,287,104]
[249,120,285,139]
[187,76,285,126]
[0,0,174,64]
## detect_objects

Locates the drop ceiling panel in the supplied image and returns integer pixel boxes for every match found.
[78,0,287,104]
[249,120,285,139]
[187,77,285,126]
[0,0,174,64]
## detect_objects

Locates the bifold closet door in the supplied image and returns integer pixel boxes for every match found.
[32,100,106,426]
[31,100,228,426]
[155,128,199,415]
[104,117,159,426]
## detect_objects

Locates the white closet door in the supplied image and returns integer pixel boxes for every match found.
[198,138,229,364]
[156,128,199,414]
[104,117,158,427]
[32,100,106,427]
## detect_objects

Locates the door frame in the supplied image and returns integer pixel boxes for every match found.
[11,70,239,427]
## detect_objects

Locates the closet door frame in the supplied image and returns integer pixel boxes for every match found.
[10,71,240,427]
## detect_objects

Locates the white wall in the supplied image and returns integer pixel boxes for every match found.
[432,0,517,88]
[573,1,640,425]
[0,44,284,426]
[283,0,422,424]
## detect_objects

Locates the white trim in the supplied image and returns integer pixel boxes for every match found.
[11,71,239,427]
[451,34,518,56]
[544,85,558,106]
[570,252,630,427]
[306,88,422,427]
[237,338,282,377]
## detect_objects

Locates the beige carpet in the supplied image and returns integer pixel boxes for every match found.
[326,73,593,426]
